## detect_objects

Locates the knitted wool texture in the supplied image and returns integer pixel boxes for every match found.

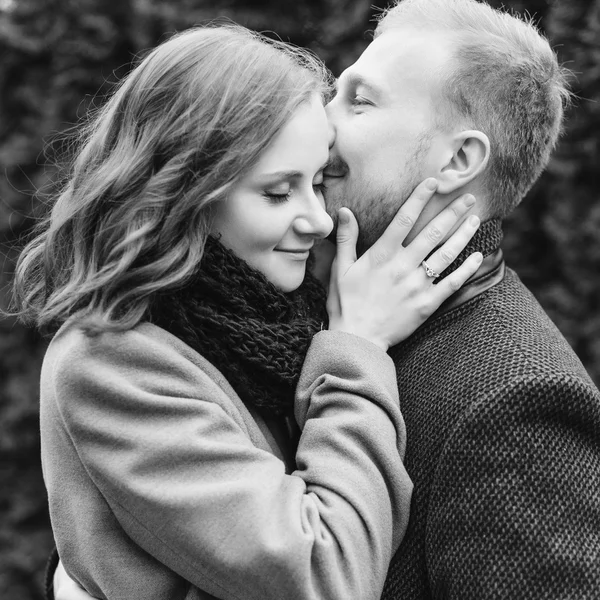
[149,237,327,417]
[381,222,600,599]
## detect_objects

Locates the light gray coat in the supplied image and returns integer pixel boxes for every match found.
[41,324,412,600]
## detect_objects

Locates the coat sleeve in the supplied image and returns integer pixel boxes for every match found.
[426,373,600,599]
[52,328,412,600]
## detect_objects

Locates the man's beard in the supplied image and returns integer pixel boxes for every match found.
[324,136,431,256]
[348,180,413,255]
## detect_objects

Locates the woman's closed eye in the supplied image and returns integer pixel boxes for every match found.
[263,185,292,204]
[264,191,291,204]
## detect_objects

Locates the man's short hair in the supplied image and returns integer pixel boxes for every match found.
[376,0,572,218]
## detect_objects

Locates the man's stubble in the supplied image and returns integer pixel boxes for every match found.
[324,133,433,256]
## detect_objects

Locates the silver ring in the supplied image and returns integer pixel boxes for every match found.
[421,260,440,279]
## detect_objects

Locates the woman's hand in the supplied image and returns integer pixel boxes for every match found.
[327,178,482,351]
[54,560,95,600]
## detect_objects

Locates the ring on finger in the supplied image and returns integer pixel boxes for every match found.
[421,260,440,279]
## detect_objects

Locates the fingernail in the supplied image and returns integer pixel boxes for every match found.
[425,178,438,191]
[473,252,483,263]
[338,209,349,225]
[468,215,480,226]
[463,194,476,207]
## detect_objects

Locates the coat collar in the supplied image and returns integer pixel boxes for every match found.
[435,218,505,317]
[436,248,505,317]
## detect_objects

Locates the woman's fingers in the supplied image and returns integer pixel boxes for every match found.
[404,193,477,265]
[334,207,359,275]
[327,182,484,351]
[420,214,481,277]
[367,178,439,261]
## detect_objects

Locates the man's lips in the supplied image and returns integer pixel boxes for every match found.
[323,158,348,179]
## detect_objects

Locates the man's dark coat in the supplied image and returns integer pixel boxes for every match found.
[382,220,600,599]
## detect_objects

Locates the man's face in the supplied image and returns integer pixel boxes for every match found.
[324,28,452,251]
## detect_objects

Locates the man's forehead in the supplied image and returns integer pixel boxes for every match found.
[342,31,451,96]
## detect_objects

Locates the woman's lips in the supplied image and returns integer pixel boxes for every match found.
[274,248,311,260]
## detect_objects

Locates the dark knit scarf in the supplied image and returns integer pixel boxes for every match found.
[149,237,328,417]
[148,220,502,417]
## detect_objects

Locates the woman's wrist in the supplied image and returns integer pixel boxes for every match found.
[327,320,389,352]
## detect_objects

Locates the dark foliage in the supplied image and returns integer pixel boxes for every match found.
[0,0,598,597]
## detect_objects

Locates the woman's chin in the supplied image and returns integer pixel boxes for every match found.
[269,269,306,293]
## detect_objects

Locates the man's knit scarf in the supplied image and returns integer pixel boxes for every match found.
[149,237,328,417]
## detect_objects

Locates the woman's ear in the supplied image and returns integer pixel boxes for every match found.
[436,130,490,195]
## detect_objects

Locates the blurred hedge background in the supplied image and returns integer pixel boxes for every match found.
[0,0,598,597]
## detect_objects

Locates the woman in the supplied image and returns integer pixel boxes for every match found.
[13,25,482,600]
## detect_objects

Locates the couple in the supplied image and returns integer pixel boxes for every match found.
[13,0,600,598]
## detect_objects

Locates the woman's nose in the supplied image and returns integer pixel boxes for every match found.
[294,197,334,239]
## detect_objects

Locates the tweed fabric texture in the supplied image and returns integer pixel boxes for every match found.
[382,227,600,599]
[149,237,327,417]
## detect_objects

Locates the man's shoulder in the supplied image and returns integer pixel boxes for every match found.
[397,265,589,383]
[470,266,589,379]
[390,265,597,438]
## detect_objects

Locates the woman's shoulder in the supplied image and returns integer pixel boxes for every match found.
[44,321,238,406]
[42,322,274,454]
[47,320,190,365]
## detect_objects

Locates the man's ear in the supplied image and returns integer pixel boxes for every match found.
[437,130,490,195]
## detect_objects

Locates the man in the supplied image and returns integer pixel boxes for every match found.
[323,0,600,597]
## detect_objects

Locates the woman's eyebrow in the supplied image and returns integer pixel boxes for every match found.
[255,170,303,183]
[255,162,329,185]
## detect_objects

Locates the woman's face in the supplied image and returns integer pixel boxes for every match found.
[210,95,333,292]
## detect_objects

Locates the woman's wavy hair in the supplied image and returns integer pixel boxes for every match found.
[11,24,332,334]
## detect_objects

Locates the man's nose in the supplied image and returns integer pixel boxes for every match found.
[325,110,335,148]
[327,120,336,149]
[325,101,337,149]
